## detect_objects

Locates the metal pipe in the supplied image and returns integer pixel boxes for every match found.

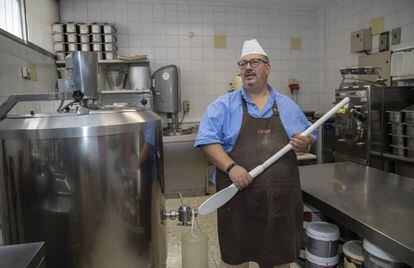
[0,92,71,120]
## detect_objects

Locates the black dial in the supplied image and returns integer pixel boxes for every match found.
[141,99,148,106]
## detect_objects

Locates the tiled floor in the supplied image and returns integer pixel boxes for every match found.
[165,195,221,268]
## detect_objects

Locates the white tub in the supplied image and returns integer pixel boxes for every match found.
[306,222,340,257]
[363,239,407,268]
[305,249,339,268]
[343,240,364,268]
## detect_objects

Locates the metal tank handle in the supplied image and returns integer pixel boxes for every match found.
[0,92,71,120]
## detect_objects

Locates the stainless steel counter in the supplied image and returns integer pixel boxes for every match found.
[0,242,45,267]
[299,162,414,266]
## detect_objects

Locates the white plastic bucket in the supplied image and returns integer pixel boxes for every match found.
[363,239,406,268]
[343,240,364,268]
[306,222,340,257]
[305,249,339,268]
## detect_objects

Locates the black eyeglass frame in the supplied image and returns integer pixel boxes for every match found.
[237,59,269,69]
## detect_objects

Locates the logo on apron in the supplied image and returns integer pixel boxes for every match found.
[257,129,271,134]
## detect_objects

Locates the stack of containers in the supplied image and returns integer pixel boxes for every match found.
[52,22,67,61]
[102,23,117,60]
[52,22,118,61]
[305,222,340,268]
[65,22,78,55]
[52,22,80,60]
[90,23,103,59]
[387,111,405,156]
[387,104,414,158]
[402,104,414,158]
[77,23,90,52]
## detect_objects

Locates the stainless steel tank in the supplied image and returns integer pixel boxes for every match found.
[0,108,167,268]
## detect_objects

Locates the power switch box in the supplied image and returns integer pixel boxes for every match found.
[391,28,401,45]
[21,66,31,79]
[351,29,372,53]
[183,100,190,113]
[379,31,389,52]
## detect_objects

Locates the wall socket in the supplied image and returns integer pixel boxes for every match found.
[183,100,190,113]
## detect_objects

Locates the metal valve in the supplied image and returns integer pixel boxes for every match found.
[161,193,198,226]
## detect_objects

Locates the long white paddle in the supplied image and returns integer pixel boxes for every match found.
[197,97,350,216]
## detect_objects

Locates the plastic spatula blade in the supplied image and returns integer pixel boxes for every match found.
[198,184,238,216]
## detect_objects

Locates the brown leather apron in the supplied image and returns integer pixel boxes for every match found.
[216,97,303,268]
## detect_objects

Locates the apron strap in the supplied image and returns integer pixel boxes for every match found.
[241,95,248,114]
[272,99,280,117]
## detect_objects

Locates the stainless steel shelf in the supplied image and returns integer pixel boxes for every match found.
[299,162,414,266]
[56,59,149,65]
[383,152,414,163]
[100,89,151,94]
[392,75,414,81]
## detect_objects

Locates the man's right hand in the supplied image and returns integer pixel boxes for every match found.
[228,165,252,190]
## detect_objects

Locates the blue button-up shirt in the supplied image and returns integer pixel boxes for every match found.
[194,85,317,151]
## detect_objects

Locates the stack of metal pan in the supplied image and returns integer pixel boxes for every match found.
[52,22,118,61]
[402,105,414,158]
[90,23,118,60]
[103,23,117,60]
[52,22,72,61]
[387,105,414,158]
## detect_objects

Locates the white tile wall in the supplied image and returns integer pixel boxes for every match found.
[58,0,414,118]
[0,34,58,115]
[59,0,321,121]
[319,0,414,112]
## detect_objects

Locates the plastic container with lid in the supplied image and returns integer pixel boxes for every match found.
[343,240,364,268]
[306,222,340,257]
[305,249,339,268]
[363,239,407,268]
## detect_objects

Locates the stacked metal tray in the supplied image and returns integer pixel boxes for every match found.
[52,22,117,61]
[387,105,414,158]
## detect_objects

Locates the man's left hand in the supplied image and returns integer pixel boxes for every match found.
[290,134,313,153]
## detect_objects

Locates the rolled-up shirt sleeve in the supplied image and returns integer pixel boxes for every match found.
[194,100,226,147]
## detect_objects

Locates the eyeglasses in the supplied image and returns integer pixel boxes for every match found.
[237,59,268,70]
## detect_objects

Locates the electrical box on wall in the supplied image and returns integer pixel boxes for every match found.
[379,32,390,52]
[351,29,372,53]
[391,28,401,45]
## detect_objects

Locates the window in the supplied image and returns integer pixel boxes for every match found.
[0,0,25,39]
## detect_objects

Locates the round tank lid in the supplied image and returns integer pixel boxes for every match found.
[0,108,161,139]
[305,221,340,241]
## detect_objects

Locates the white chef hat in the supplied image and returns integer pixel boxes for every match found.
[240,39,268,59]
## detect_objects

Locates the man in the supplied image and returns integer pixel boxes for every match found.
[194,39,316,268]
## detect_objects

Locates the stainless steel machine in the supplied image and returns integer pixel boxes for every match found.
[333,68,414,168]
[152,65,192,136]
[0,52,173,268]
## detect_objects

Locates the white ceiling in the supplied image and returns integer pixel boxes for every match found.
[202,0,331,10]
